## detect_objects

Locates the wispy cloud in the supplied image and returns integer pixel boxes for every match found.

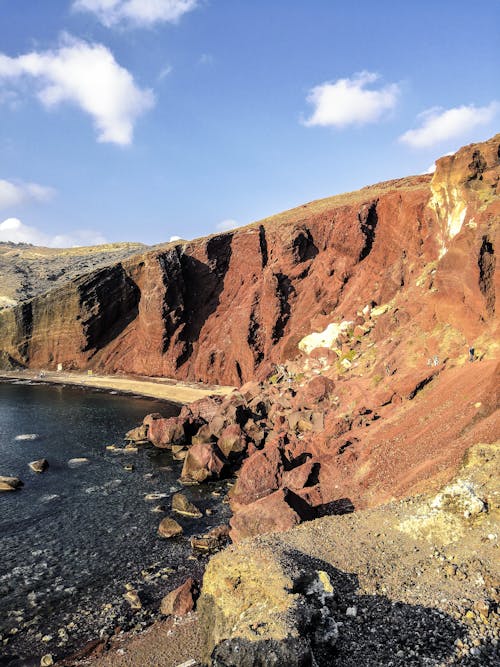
[0,34,155,145]
[216,219,239,232]
[158,64,173,81]
[73,0,198,29]
[0,217,108,247]
[0,179,56,210]
[399,102,499,148]
[303,71,400,128]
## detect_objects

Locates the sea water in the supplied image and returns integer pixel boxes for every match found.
[0,381,228,660]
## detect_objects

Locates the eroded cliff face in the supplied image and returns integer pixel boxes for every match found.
[0,136,498,387]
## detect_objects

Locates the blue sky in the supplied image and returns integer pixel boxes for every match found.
[0,0,498,246]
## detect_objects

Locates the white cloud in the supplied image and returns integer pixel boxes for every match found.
[158,64,173,81]
[216,219,239,232]
[0,217,108,247]
[73,0,198,28]
[0,179,56,210]
[0,34,155,145]
[303,71,400,128]
[399,102,500,149]
[169,235,182,241]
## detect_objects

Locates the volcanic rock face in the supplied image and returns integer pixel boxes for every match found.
[0,136,498,388]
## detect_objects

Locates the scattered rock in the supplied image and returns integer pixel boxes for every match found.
[15,433,39,441]
[160,577,199,617]
[172,492,203,518]
[29,458,48,473]
[0,475,23,491]
[67,458,90,467]
[123,589,142,610]
[157,517,184,538]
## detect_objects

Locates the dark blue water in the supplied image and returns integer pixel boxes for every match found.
[0,381,228,661]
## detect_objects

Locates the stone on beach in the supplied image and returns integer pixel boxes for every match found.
[157,516,184,538]
[15,433,39,441]
[0,475,23,491]
[171,492,203,518]
[160,577,198,617]
[29,458,49,473]
[123,589,142,610]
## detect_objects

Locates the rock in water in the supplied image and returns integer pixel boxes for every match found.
[0,475,23,491]
[171,492,203,518]
[67,458,90,467]
[15,433,39,441]
[157,517,183,538]
[29,458,49,473]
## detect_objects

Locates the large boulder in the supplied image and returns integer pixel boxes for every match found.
[148,416,185,448]
[217,424,247,459]
[181,442,226,484]
[198,541,338,666]
[230,440,285,507]
[230,488,315,542]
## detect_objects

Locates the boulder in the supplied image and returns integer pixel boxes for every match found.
[217,424,247,459]
[160,577,199,617]
[157,517,183,538]
[0,475,23,492]
[230,488,315,542]
[191,525,230,554]
[302,376,335,404]
[172,492,203,518]
[143,412,164,426]
[191,423,214,445]
[148,416,185,448]
[181,443,226,484]
[29,458,49,473]
[124,424,149,443]
[230,442,285,507]
[198,541,338,665]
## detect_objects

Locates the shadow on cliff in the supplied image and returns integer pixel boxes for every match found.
[208,549,473,667]
[176,234,233,368]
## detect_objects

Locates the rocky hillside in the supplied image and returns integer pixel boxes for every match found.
[0,136,498,385]
[0,241,146,309]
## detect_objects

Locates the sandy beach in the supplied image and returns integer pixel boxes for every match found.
[0,369,234,404]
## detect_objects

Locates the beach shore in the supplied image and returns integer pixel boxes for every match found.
[0,369,234,404]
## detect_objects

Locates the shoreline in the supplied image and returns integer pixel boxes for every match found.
[0,369,234,405]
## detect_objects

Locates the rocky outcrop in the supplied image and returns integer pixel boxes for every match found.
[197,443,499,666]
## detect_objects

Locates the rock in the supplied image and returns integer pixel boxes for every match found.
[145,492,168,501]
[172,492,203,518]
[143,412,164,426]
[301,376,335,404]
[148,416,185,448]
[230,488,315,542]
[124,424,149,443]
[15,433,39,441]
[230,441,285,507]
[198,541,338,665]
[0,475,23,491]
[68,458,90,467]
[217,423,247,458]
[123,590,142,610]
[157,517,183,538]
[29,458,48,473]
[160,577,199,616]
[191,423,215,446]
[191,525,230,553]
[40,655,54,667]
[181,442,226,484]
